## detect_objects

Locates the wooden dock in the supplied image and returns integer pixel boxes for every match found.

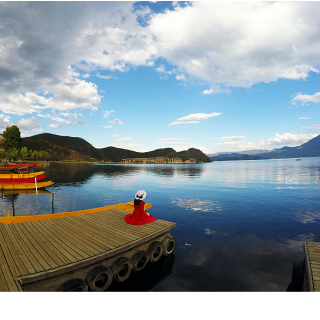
[305,242,320,291]
[0,208,176,292]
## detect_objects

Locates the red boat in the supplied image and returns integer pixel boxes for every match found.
[0,174,47,183]
[4,163,37,168]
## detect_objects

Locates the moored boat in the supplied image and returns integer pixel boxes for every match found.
[0,180,54,190]
[0,174,47,184]
[0,171,45,179]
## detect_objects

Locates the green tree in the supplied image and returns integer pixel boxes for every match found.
[32,150,38,159]
[0,125,22,151]
[178,154,189,162]
[0,151,4,163]
[20,146,29,159]
[6,149,19,162]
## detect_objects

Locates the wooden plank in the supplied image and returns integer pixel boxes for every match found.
[13,223,52,270]
[38,220,91,259]
[0,226,29,276]
[35,220,79,263]
[0,244,20,291]
[74,214,138,244]
[3,225,37,275]
[52,218,103,255]
[59,217,119,253]
[305,242,314,292]
[28,221,73,265]
[19,222,61,269]
[19,224,175,285]
[88,210,172,237]
[79,216,138,240]
[9,224,45,273]
[0,228,20,277]
[0,264,9,292]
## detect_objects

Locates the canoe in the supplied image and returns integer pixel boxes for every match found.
[0,180,54,190]
[0,171,45,179]
[4,163,37,169]
[0,189,53,195]
[0,167,19,172]
[0,201,152,224]
[0,174,47,183]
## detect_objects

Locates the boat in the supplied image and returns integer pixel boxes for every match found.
[0,180,54,190]
[296,159,301,161]
[0,171,45,179]
[0,174,47,184]
[0,189,53,195]
[0,201,152,224]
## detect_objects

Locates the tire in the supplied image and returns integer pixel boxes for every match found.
[147,241,164,263]
[291,259,305,291]
[59,278,88,292]
[162,236,176,256]
[86,265,113,291]
[132,251,149,272]
[111,257,133,282]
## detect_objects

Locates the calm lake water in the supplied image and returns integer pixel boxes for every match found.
[1,157,320,291]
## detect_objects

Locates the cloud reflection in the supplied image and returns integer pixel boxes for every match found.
[171,198,222,212]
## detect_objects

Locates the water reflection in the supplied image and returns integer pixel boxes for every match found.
[108,254,175,292]
[172,198,222,212]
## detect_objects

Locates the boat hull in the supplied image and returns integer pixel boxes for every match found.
[0,171,45,179]
[0,175,46,183]
[0,180,54,190]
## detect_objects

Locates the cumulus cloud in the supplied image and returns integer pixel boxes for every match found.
[14,116,41,132]
[110,119,122,124]
[221,136,246,141]
[117,137,133,141]
[302,124,320,130]
[291,92,320,105]
[169,112,221,125]
[257,133,318,148]
[103,110,114,118]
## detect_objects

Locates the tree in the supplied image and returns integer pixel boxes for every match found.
[20,146,29,159]
[0,125,22,151]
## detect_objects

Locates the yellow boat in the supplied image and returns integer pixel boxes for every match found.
[0,171,45,179]
[0,180,54,190]
[0,189,52,195]
[0,201,152,224]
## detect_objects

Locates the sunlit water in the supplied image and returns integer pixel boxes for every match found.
[1,157,320,291]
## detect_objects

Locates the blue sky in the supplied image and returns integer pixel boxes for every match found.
[1,1,320,155]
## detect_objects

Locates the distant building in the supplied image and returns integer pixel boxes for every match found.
[156,157,165,164]
[189,158,196,163]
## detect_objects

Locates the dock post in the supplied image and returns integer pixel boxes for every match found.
[35,177,38,194]
[52,191,54,214]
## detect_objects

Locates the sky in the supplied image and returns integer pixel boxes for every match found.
[1,1,320,155]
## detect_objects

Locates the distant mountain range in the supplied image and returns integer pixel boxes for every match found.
[210,135,320,161]
[21,133,212,162]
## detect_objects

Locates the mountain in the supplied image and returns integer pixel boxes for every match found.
[255,135,320,158]
[21,133,211,162]
[210,135,320,161]
[211,154,267,161]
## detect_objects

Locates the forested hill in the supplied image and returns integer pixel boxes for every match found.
[21,133,211,162]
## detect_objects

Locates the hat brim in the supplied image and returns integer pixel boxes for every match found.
[135,190,147,200]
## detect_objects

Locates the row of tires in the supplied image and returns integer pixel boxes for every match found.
[59,235,176,292]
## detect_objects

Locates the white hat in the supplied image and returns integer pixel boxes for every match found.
[135,190,147,200]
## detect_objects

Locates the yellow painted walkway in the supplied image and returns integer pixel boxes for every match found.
[305,242,320,291]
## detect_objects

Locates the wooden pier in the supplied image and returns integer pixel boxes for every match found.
[304,242,320,292]
[0,207,176,292]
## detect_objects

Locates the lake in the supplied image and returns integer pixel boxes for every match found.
[1,157,320,291]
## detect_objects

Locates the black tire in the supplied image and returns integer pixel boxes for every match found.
[111,257,133,282]
[59,278,88,292]
[162,236,176,256]
[291,259,305,291]
[147,241,164,263]
[132,251,149,272]
[86,265,113,291]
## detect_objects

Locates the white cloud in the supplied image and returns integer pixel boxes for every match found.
[14,116,41,132]
[117,137,133,141]
[100,125,112,129]
[96,73,113,80]
[110,119,122,124]
[176,74,186,81]
[0,114,12,131]
[291,92,320,105]
[169,112,221,125]
[126,144,140,147]
[103,110,114,118]
[112,134,120,137]
[160,138,180,141]
[302,124,320,130]
[221,136,246,141]
[257,133,318,148]
[299,117,310,120]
